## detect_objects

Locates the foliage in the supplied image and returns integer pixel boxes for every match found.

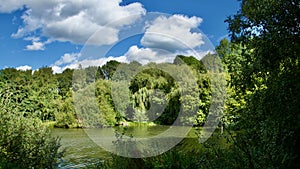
[201,0,300,168]
[56,68,74,99]
[174,55,207,73]
[55,89,80,128]
[126,57,214,126]
[0,85,62,168]
[95,80,117,126]
[99,148,204,169]
[0,54,215,128]
[73,80,117,127]
[32,67,60,121]
[102,60,121,79]
[0,67,60,121]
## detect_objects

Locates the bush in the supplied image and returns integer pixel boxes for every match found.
[0,98,63,168]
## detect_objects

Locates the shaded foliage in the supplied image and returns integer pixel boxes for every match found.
[200,0,300,168]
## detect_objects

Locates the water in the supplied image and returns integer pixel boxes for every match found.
[51,126,202,168]
[51,128,108,168]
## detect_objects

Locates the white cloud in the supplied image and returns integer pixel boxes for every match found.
[123,45,214,65]
[51,52,128,74]
[25,41,45,51]
[54,53,81,66]
[122,15,208,65]
[0,1,24,13]
[51,65,63,74]
[141,15,204,51]
[79,56,128,68]
[24,37,52,51]
[16,65,32,71]
[50,48,214,74]
[179,50,216,60]
[117,14,211,65]
[24,36,53,51]
[125,45,174,65]
[1,0,145,45]
[23,36,40,42]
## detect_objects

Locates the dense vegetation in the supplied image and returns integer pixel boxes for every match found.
[199,0,299,168]
[101,0,299,168]
[0,55,217,128]
[0,75,62,168]
[0,54,221,168]
[0,0,299,168]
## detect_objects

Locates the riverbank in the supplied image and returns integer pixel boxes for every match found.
[46,120,159,129]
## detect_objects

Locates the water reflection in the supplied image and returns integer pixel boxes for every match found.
[51,126,201,168]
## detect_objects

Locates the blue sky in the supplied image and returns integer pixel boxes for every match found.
[0,0,240,73]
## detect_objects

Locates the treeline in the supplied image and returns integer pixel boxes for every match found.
[0,54,223,128]
[1,0,299,168]
[99,36,300,168]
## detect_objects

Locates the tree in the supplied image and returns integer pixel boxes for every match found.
[174,55,207,73]
[216,38,252,127]
[102,60,121,79]
[32,67,60,121]
[55,89,79,128]
[223,0,300,168]
[0,79,62,168]
[95,80,117,126]
[56,68,74,99]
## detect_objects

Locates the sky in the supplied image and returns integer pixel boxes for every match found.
[0,0,240,73]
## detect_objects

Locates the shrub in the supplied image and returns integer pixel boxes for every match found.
[0,95,63,168]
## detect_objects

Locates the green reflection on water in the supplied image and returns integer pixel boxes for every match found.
[51,126,203,168]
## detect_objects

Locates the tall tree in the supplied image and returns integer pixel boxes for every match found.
[32,67,60,121]
[56,68,74,99]
[102,60,121,79]
[224,0,300,168]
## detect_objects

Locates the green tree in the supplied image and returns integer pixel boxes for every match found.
[56,68,74,99]
[221,0,300,168]
[0,82,62,168]
[55,89,79,128]
[102,60,121,79]
[174,55,207,73]
[32,67,60,121]
[96,66,105,80]
[85,66,98,84]
[95,80,117,126]
[216,38,252,127]
[0,68,33,114]
[73,80,117,127]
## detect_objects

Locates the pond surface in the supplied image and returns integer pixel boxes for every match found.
[51,128,108,168]
[51,126,203,168]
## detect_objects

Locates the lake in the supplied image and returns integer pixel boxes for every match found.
[51,126,205,168]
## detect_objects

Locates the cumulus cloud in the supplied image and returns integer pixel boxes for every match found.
[79,56,128,68]
[16,65,32,71]
[123,45,214,65]
[51,53,128,74]
[141,15,204,51]
[0,1,24,13]
[50,47,214,74]
[54,53,81,66]
[24,37,52,51]
[26,41,45,51]
[1,0,145,46]
[123,15,207,65]
[124,45,175,65]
